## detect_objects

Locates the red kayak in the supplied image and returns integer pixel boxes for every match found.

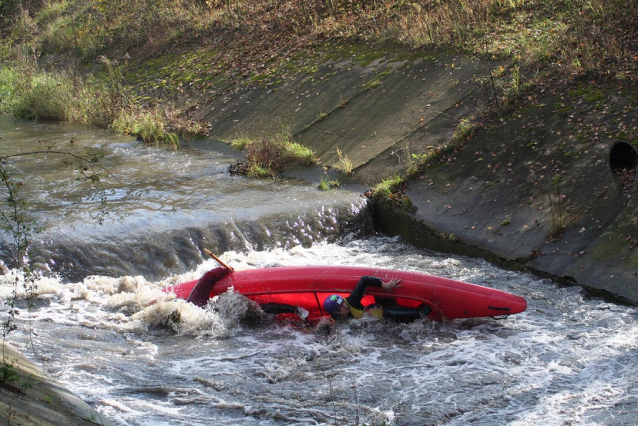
[167,265,527,322]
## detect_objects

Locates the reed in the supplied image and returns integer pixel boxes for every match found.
[337,148,353,175]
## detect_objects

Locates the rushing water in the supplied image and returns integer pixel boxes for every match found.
[1,117,637,426]
[0,116,366,280]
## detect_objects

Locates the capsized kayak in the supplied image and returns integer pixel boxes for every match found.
[167,265,527,321]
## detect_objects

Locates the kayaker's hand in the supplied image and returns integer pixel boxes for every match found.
[381,277,401,291]
[315,316,335,336]
[296,306,309,321]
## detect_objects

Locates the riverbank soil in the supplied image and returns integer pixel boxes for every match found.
[0,342,116,425]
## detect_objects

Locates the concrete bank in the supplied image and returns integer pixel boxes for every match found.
[0,342,117,425]
[189,53,637,303]
[397,83,638,303]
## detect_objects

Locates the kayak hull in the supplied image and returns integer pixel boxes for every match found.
[167,266,527,321]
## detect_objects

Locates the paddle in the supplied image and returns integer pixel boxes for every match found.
[203,248,234,271]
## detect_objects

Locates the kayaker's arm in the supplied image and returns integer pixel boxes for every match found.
[346,276,401,309]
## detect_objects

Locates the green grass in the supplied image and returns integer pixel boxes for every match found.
[0,60,197,148]
[370,175,415,211]
[230,135,317,178]
[372,175,405,198]
[5,67,120,127]
[318,178,340,190]
[112,107,180,148]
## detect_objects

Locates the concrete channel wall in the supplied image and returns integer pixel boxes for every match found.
[192,52,638,303]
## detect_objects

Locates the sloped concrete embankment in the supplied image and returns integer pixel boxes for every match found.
[195,52,488,184]
[194,53,637,303]
[375,83,638,303]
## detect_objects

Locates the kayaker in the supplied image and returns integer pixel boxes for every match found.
[187,268,428,324]
[323,276,431,322]
[323,276,400,320]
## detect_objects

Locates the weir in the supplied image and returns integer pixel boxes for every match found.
[27,201,370,281]
[0,116,369,281]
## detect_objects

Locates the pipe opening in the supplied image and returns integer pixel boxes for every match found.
[609,142,637,191]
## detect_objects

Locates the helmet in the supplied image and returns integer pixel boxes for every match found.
[323,294,345,317]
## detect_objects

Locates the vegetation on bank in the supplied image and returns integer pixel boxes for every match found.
[0,58,206,147]
[229,134,317,178]
[2,0,635,78]
[0,0,633,178]
[0,0,634,198]
[0,0,635,177]
[1,0,635,122]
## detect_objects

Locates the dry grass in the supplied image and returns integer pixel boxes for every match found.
[3,0,634,81]
[1,0,635,149]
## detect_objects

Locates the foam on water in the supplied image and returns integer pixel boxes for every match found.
[1,236,637,425]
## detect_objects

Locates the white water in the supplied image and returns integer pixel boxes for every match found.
[3,237,638,426]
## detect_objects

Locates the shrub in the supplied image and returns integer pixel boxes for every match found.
[112,107,180,148]
[230,135,317,178]
[11,70,73,121]
[318,178,340,190]
[0,66,19,112]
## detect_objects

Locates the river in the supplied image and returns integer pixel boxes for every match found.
[1,116,637,426]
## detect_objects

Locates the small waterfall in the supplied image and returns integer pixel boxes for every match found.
[26,199,372,281]
[0,116,372,281]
